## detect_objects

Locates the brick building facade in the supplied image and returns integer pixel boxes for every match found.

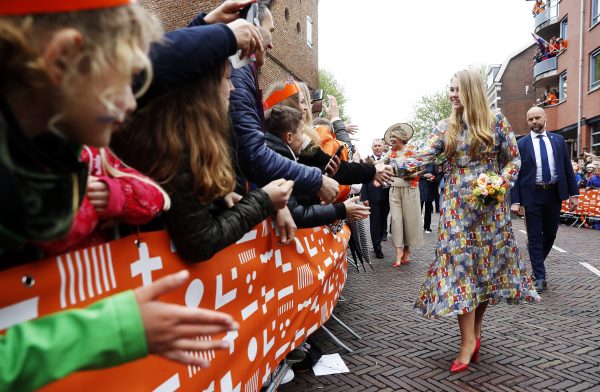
[138,0,319,90]
[492,0,600,156]
[487,44,537,136]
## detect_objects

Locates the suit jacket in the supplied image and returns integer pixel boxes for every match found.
[510,132,578,207]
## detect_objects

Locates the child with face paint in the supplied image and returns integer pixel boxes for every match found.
[0,1,237,389]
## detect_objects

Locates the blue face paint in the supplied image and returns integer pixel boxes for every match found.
[96,115,118,124]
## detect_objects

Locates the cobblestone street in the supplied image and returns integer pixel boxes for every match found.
[281,215,600,392]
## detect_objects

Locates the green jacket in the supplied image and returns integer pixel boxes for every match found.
[0,291,147,391]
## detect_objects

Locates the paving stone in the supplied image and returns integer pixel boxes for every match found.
[280,217,600,391]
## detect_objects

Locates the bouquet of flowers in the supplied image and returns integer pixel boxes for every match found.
[467,173,509,207]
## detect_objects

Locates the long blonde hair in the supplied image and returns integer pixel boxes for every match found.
[298,82,313,125]
[0,5,162,101]
[445,69,495,159]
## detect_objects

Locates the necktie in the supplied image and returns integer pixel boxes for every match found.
[537,135,551,183]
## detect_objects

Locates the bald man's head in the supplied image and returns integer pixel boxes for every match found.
[526,106,547,133]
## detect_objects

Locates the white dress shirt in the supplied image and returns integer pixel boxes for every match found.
[530,131,557,184]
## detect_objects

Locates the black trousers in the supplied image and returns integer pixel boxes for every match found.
[369,199,389,252]
[420,200,433,231]
[524,188,561,281]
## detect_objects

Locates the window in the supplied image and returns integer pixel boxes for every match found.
[560,17,568,40]
[559,72,567,101]
[591,48,600,90]
[306,15,312,48]
[284,7,289,21]
[593,0,600,26]
[592,123,600,156]
[306,16,313,48]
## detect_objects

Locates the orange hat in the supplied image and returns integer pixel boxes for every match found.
[0,0,134,15]
[263,80,300,111]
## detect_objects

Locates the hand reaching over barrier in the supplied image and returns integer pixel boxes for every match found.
[344,196,370,221]
[262,179,294,209]
[135,270,238,367]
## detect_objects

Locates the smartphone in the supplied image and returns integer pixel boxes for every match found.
[230,3,259,69]
[239,3,258,24]
[322,145,345,174]
[310,89,324,102]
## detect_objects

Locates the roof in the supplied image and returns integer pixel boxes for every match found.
[494,42,536,82]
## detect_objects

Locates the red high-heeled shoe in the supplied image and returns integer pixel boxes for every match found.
[450,360,469,373]
[472,338,481,363]
[450,339,480,373]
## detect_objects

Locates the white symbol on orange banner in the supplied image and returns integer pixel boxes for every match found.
[185,279,204,308]
[241,300,258,320]
[224,330,239,355]
[277,300,293,316]
[275,342,290,361]
[238,248,256,264]
[237,229,257,244]
[130,242,163,287]
[294,237,305,254]
[263,322,275,356]
[244,369,260,392]
[262,363,271,387]
[294,328,305,344]
[57,244,117,307]
[297,298,311,312]
[260,249,273,264]
[220,371,241,392]
[321,301,329,324]
[274,250,292,273]
[246,271,257,295]
[303,236,318,257]
[279,319,290,338]
[319,237,325,253]
[215,267,238,310]
[0,297,39,330]
[317,265,325,282]
[248,337,258,362]
[277,285,294,300]
[187,336,216,378]
[297,264,314,290]
[261,286,275,314]
[153,373,180,392]
[202,381,215,392]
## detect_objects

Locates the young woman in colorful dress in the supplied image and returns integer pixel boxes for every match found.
[392,69,540,372]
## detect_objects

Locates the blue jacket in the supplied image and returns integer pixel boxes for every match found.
[137,16,237,107]
[510,132,579,206]
[229,64,322,194]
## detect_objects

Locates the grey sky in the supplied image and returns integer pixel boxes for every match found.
[318,0,535,157]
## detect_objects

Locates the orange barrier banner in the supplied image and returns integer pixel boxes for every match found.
[561,189,600,217]
[0,222,350,391]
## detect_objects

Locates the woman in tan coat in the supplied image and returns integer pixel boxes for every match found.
[384,123,423,266]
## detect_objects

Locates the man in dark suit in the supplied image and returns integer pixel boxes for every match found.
[510,107,579,293]
[360,139,390,259]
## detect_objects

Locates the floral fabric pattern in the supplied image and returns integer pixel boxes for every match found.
[395,115,540,319]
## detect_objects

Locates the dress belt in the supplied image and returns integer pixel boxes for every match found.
[535,183,557,190]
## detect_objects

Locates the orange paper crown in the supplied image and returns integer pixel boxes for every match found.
[263,81,301,111]
[0,0,134,15]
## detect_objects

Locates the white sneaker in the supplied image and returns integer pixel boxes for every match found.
[281,369,294,384]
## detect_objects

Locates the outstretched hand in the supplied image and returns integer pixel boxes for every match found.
[204,0,256,24]
[135,270,238,367]
[227,19,263,59]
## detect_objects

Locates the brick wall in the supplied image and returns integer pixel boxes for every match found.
[139,0,319,90]
[498,45,537,135]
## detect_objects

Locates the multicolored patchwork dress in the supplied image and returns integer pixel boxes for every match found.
[396,115,540,319]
